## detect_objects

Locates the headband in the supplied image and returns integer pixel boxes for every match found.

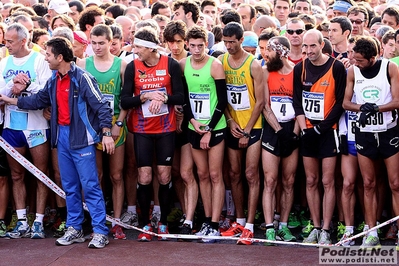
[133,38,158,49]
[333,1,352,13]
[267,39,290,58]
[73,32,89,45]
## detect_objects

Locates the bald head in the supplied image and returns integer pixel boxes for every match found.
[253,15,277,36]
[303,29,323,45]
[115,16,134,43]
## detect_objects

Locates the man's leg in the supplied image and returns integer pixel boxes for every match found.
[227,148,245,226]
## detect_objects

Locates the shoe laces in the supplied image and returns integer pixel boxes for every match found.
[92,233,106,243]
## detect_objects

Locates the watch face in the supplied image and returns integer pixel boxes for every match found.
[205,126,210,131]
[116,121,123,127]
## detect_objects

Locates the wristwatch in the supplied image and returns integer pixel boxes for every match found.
[115,121,123,127]
[204,126,213,132]
[103,131,112,137]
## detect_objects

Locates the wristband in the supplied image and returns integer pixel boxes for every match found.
[103,131,112,137]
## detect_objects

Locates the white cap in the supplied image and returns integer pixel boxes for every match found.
[85,0,102,6]
[48,0,71,14]
[387,0,399,7]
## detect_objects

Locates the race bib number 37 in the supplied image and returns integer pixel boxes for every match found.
[302,91,325,120]
[227,84,250,111]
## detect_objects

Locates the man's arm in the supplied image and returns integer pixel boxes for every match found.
[342,67,358,112]
[240,59,264,134]
[378,62,399,111]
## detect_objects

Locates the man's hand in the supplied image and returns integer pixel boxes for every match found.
[102,135,115,155]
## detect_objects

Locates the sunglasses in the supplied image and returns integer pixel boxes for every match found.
[286,29,305,35]
[350,19,365,25]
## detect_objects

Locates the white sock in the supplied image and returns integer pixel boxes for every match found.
[127,205,136,213]
[35,213,44,223]
[346,226,354,234]
[236,218,246,226]
[184,220,193,228]
[279,222,288,230]
[274,213,281,221]
[244,223,254,232]
[153,205,160,213]
[369,229,378,237]
[225,190,235,216]
[16,209,27,220]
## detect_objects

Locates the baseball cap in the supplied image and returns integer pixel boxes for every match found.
[48,0,71,14]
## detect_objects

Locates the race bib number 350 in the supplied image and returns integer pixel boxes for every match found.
[302,91,325,120]
[227,84,250,111]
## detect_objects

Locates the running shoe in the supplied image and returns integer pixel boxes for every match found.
[31,221,45,239]
[195,223,210,236]
[150,211,161,229]
[299,210,309,227]
[220,222,244,237]
[258,222,266,231]
[167,208,183,224]
[356,221,365,232]
[111,225,126,240]
[276,226,296,242]
[303,228,320,244]
[301,220,314,238]
[53,221,66,238]
[273,219,279,230]
[5,221,31,238]
[0,220,7,237]
[360,235,381,250]
[218,216,231,233]
[362,225,369,246]
[180,223,192,235]
[237,228,253,245]
[55,226,85,246]
[88,233,109,248]
[138,224,153,242]
[201,228,220,243]
[45,210,58,227]
[288,212,300,229]
[158,223,169,241]
[384,223,398,240]
[265,228,276,246]
[318,230,331,245]
[27,213,35,227]
[120,211,139,227]
[336,222,346,239]
[178,214,186,228]
[338,231,355,247]
[7,214,17,231]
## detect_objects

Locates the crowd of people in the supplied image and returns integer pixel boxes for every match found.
[0,0,398,251]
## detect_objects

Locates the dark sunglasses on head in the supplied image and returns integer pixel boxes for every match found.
[286,29,305,35]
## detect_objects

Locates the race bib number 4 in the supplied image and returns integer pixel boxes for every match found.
[302,91,325,120]
[270,96,295,122]
[227,84,250,111]
[189,92,210,120]
[141,88,169,118]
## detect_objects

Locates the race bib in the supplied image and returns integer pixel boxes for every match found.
[360,112,387,132]
[227,84,250,111]
[103,94,115,116]
[7,105,28,130]
[302,91,325,120]
[347,111,357,141]
[141,88,169,118]
[189,92,210,120]
[270,96,295,122]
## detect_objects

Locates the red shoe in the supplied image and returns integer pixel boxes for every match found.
[157,223,169,241]
[219,216,232,233]
[138,224,153,242]
[237,228,253,245]
[221,222,244,237]
[112,225,126,240]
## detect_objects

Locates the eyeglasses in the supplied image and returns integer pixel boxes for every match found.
[350,19,365,25]
[286,29,305,35]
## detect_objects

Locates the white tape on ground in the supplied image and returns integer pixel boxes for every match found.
[0,136,394,247]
